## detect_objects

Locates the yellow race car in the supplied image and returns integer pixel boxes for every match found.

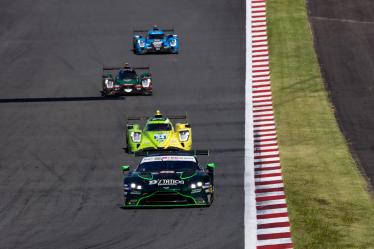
[126,110,192,153]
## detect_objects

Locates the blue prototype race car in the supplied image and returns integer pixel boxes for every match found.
[133,26,179,55]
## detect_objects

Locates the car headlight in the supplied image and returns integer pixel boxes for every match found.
[170,39,177,47]
[190,181,203,189]
[138,40,145,47]
[130,131,141,143]
[179,130,190,142]
[130,183,142,190]
[142,78,151,88]
[105,79,114,89]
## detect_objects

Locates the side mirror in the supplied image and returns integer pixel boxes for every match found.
[207,163,216,171]
[121,165,130,172]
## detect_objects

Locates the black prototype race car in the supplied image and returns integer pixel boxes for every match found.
[101,63,152,96]
[121,151,215,208]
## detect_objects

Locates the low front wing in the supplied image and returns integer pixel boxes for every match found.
[126,124,192,153]
[102,78,152,96]
[122,189,213,208]
[133,37,179,55]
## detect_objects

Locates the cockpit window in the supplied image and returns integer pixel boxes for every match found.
[149,34,164,40]
[146,123,172,131]
[118,70,137,80]
[137,161,199,173]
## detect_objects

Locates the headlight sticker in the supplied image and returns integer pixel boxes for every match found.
[179,130,190,142]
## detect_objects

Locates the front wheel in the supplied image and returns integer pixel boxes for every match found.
[125,133,131,153]
[143,91,153,96]
[135,48,146,55]
[207,193,214,206]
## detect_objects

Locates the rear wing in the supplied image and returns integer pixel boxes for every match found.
[102,66,151,77]
[133,28,175,34]
[103,66,150,72]
[134,150,209,157]
[127,113,187,122]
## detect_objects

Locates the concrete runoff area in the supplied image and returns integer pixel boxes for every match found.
[0,0,246,248]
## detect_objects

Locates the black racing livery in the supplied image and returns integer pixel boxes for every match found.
[121,151,215,208]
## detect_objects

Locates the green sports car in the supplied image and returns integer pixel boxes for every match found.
[126,110,192,153]
[121,151,215,208]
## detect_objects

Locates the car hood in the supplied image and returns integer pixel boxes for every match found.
[136,170,197,181]
[116,78,138,85]
[133,171,201,190]
[143,130,173,147]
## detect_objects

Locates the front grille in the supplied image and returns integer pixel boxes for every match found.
[139,192,195,205]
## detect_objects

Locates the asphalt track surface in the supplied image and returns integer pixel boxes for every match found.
[0,1,245,248]
[308,0,374,187]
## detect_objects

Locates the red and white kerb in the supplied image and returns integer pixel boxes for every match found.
[251,0,294,248]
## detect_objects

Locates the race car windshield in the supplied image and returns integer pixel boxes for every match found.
[146,123,172,131]
[149,34,164,39]
[137,161,199,173]
[118,70,137,80]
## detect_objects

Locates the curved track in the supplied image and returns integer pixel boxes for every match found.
[0,0,245,248]
[309,0,374,187]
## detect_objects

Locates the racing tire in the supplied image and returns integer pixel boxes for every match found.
[101,90,111,97]
[125,131,130,153]
[133,43,137,53]
[134,47,146,55]
[206,194,214,207]
[143,91,153,96]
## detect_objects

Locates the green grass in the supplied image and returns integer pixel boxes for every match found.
[266,0,374,248]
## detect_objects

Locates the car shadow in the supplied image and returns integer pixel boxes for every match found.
[130,48,178,55]
[0,96,125,103]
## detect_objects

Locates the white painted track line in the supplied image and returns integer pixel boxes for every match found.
[245,0,257,248]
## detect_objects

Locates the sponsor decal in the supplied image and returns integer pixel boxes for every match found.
[153,40,162,48]
[154,134,167,142]
[160,170,175,174]
[149,180,158,185]
[141,156,196,163]
[149,179,184,186]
